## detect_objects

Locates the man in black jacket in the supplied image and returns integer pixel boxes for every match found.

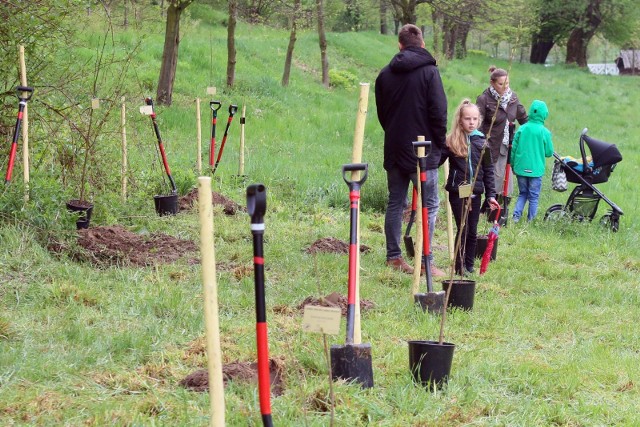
[375,24,447,275]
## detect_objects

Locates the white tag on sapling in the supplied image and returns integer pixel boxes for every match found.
[302,305,341,335]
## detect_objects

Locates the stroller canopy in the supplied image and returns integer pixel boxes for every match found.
[583,134,623,168]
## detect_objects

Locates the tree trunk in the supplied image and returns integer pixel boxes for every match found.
[380,0,388,35]
[156,1,193,106]
[565,0,602,67]
[227,0,238,87]
[530,39,554,64]
[316,0,329,87]
[282,0,301,87]
[431,9,441,57]
[123,0,128,29]
[442,15,456,60]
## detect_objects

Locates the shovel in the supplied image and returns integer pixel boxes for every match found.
[330,163,374,389]
[212,104,238,176]
[145,97,177,194]
[411,140,445,314]
[208,100,222,167]
[403,186,418,258]
[4,86,33,184]
[247,184,274,427]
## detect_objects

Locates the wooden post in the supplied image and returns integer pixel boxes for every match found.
[238,104,246,176]
[443,159,454,262]
[19,45,29,201]
[197,177,225,427]
[411,141,425,298]
[196,98,202,175]
[351,83,368,345]
[121,97,127,202]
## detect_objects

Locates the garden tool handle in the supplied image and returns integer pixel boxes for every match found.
[342,163,368,188]
[412,140,432,158]
[247,184,267,225]
[229,104,238,116]
[16,86,33,101]
[210,100,222,113]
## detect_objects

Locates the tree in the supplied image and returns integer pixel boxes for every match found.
[282,0,302,87]
[316,0,329,87]
[156,0,193,106]
[227,0,238,87]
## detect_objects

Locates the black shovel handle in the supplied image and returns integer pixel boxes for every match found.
[16,86,34,101]
[229,104,238,116]
[247,184,267,225]
[210,100,222,114]
[342,163,368,190]
[412,140,432,157]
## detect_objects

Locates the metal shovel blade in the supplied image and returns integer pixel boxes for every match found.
[404,235,415,259]
[414,291,446,314]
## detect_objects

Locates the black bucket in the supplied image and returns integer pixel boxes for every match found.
[330,343,374,389]
[66,200,94,229]
[408,340,455,389]
[154,194,179,216]
[442,279,476,311]
[475,235,498,260]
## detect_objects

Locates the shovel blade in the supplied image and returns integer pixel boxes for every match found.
[330,343,374,388]
[414,291,446,314]
[404,235,415,258]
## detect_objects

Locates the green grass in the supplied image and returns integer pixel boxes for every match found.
[1,4,640,426]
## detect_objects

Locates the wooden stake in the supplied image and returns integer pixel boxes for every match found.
[121,97,127,202]
[411,141,425,298]
[197,177,225,427]
[351,83,369,345]
[238,104,246,176]
[443,159,454,262]
[196,98,202,175]
[19,45,29,201]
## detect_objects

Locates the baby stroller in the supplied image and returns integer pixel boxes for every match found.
[544,128,624,231]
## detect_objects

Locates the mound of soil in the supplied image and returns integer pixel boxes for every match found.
[298,291,375,316]
[180,358,285,396]
[179,188,244,215]
[66,225,198,267]
[304,237,370,255]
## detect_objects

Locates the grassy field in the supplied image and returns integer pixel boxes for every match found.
[1,4,640,426]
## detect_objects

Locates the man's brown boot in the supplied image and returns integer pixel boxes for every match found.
[386,257,414,274]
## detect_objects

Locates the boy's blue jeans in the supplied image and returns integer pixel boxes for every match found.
[385,167,439,261]
[513,175,542,222]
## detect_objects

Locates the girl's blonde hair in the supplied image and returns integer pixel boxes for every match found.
[446,99,479,157]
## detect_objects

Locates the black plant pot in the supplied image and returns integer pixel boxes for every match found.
[66,199,94,229]
[408,340,455,390]
[153,194,179,216]
[442,279,476,311]
[475,234,498,260]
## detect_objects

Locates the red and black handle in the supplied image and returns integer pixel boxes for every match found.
[212,104,238,175]
[208,100,222,166]
[341,163,368,345]
[4,86,33,184]
[247,184,273,427]
[412,140,433,293]
[145,97,176,194]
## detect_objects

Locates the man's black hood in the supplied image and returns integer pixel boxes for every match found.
[389,46,437,73]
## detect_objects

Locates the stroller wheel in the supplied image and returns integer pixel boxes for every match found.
[599,213,620,232]
[544,204,568,222]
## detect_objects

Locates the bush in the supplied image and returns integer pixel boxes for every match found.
[329,69,358,89]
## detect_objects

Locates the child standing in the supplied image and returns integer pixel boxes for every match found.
[442,99,500,276]
[510,100,554,222]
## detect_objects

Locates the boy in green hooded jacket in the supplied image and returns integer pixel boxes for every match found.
[510,99,554,222]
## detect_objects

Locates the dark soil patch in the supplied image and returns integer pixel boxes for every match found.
[180,358,285,396]
[298,291,375,316]
[51,225,198,267]
[178,188,244,215]
[304,237,370,255]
